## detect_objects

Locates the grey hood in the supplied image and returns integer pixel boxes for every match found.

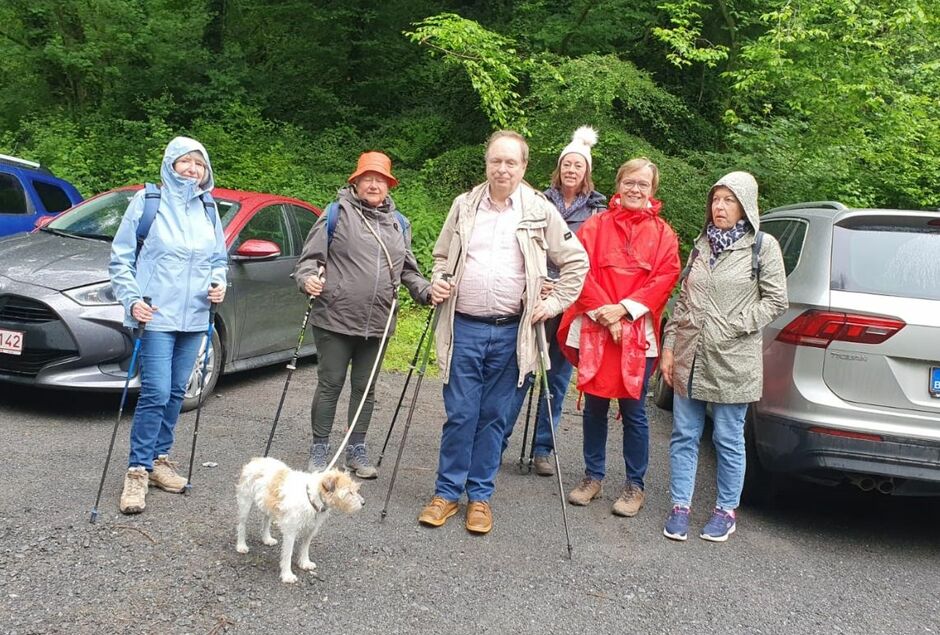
[705,171,760,231]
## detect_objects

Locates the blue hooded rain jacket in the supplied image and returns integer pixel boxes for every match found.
[109,136,228,332]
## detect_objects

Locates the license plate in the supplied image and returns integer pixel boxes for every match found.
[0,328,24,356]
[931,367,940,398]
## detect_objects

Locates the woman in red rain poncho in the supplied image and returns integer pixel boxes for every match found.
[557,157,680,518]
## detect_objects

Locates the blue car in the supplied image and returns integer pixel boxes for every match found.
[0,154,83,237]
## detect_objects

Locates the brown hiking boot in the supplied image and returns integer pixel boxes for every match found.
[611,483,646,517]
[418,496,459,527]
[533,455,554,477]
[120,467,148,514]
[465,501,493,535]
[567,476,602,506]
[150,455,187,493]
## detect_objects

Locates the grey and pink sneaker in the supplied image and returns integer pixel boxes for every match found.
[663,505,691,541]
[700,508,736,542]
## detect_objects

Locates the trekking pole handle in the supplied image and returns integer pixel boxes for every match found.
[209,283,220,318]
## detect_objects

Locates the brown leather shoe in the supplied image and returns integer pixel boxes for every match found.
[418,496,459,527]
[465,501,493,534]
[611,483,645,517]
[568,476,602,506]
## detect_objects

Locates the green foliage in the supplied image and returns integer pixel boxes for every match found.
[653,0,731,68]
[405,13,536,132]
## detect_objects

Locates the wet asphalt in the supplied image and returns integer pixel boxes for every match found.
[1,362,938,634]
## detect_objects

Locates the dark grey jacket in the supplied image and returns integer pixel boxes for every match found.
[294,186,431,338]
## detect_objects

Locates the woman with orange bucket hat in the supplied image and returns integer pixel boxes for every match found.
[294,151,431,477]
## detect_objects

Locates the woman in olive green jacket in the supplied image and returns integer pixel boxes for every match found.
[660,171,788,543]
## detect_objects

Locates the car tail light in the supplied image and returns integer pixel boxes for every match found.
[776,310,906,348]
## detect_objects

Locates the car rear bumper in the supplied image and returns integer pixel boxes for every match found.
[0,279,137,391]
[754,412,940,493]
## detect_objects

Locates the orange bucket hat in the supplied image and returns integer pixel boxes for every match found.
[347,151,398,188]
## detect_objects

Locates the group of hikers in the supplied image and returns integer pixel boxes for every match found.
[108,127,788,544]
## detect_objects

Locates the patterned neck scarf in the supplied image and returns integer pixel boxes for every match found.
[706,219,750,266]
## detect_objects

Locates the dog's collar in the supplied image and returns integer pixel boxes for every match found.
[306,481,325,512]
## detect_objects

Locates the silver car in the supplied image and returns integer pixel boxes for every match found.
[654,202,940,498]
[0,186,320,410]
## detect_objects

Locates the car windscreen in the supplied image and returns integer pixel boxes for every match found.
[830,216,940,301]
[46,190,239,240]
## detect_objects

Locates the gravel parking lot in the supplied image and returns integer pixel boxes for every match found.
[1,363,938,634]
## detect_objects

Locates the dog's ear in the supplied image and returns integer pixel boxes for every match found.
[320,472,337,494]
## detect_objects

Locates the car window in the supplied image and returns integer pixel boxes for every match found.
[32,180,72,213]
[762,219,807,276]
[0,173,28,215]
[289,204,317,246]
[831,219,940,301]
[47,190,135,238]
[234,204,290,256]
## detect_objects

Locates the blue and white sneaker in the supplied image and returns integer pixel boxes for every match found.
[700,508,736,542]
[663,505,690,541]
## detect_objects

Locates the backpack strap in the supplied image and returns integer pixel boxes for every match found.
[751,231,764,281]
[326,201,409,245]
[678,247,700,286]
[136,183,162,259]
[136,184,218,260]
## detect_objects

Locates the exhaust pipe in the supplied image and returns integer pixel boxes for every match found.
[876,478,895,495]
[848,474,876,491]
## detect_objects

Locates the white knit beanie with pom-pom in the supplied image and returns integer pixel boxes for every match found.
[558,126,598,170]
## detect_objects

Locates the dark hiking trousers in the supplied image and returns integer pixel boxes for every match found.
[310,326,386,439]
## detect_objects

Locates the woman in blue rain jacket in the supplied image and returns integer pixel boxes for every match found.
[109,136,228,515]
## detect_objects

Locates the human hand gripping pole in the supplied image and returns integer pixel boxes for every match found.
[89,296,152,523]
[536,319,574,558]
[264,262,324,457]
[184,283,220,494]
[380,273,452,520]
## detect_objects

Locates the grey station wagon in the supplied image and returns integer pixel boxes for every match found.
[655,202,940,499]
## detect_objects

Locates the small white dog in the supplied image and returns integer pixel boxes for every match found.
[235,457,364,583]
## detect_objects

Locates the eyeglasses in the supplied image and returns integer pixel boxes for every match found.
[620,180,652,192]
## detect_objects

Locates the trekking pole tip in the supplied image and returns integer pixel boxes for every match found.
[183,483,192,496]
[89,509,98,524]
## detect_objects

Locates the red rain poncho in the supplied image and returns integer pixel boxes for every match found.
[558,194,680,399]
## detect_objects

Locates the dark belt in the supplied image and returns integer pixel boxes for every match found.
[456,312,521,326]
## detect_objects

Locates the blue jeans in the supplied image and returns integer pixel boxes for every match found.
[128,330,203,470]
[581,358,655,488]
[669,393,748,510]
[435,315,524,502]
[502,317,573,457]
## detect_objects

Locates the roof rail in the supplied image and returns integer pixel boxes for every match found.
[768,201,847,213]
[0,153,54,175]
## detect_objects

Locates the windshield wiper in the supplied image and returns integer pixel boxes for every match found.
[40,227,110,242]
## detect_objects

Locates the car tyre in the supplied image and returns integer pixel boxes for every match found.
[181,327,221,412]
[741,406,781,506]
[652,367,674,411]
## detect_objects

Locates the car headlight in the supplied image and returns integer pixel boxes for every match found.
[63,282,120,306]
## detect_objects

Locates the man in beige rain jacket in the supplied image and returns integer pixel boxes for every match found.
[418,130,589,535]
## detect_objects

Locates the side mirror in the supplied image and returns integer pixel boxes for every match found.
[33,216,55,231]
[232,238,281,261]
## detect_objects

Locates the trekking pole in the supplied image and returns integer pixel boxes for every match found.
[525,382,543,471]
[89,296,151,524]
[516,379,538,473]
[536,320,573,559]
[380,274,451,520]
[264,263,323,457]
[184,284,220,494]
[377,307,434,467]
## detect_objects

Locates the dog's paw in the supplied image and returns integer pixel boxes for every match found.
[280,572,298,584]
[262,536,278,546]
[299,560,317,571]
[236,543,249,554]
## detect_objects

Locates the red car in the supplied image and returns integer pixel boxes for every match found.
[0,185,320,410]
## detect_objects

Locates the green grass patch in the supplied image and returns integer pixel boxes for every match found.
[384,305,438,376]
